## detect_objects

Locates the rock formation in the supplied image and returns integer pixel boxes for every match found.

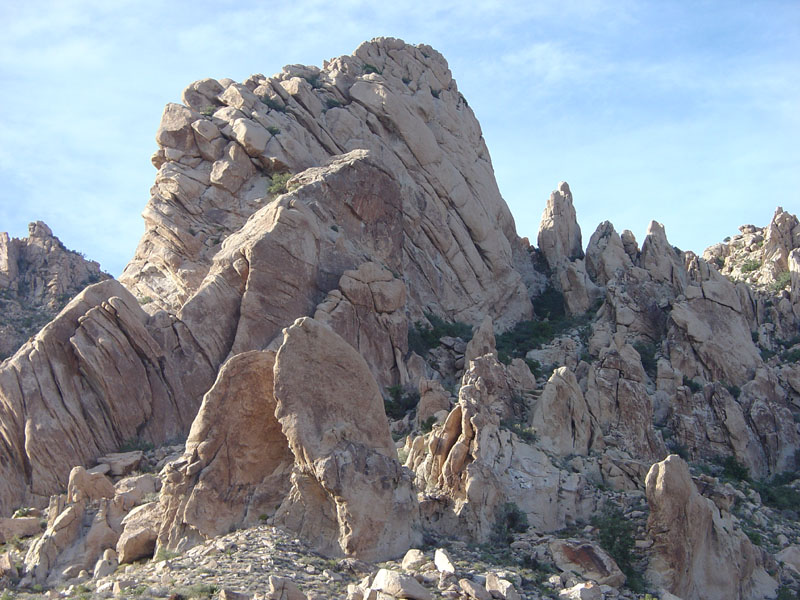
[0,37,798,600]
[0,222,109,359]
[645,455,776,600]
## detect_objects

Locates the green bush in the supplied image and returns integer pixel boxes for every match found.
[683,375,702,393]
[325,98,342,109]
[491,502,529,545]
[268,172,294,195]
[260,96,286,112]
[633,341,658,378]
[266,126,280,135]
[753,472,800,511]
[776,585,800,600]
[363,63,381,74]
[420,416,437,433]
[772,271,792,292]
[533,285,566,320]
[741,259,761,273]
[781,348,800,363]
[384,385,420,420]
[119,437,154,453]
[592,506,643,591]
[407,313,473,356]
[719,455,750,482]
[500,420,538,444]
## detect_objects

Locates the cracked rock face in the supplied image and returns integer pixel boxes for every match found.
[121,37,532,329]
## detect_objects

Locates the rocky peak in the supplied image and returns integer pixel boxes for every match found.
[0,222,109,359]
[537,181,584,270]
[120,36,532,329]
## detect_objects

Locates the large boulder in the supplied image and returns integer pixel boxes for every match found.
[272,317,420,561]
[157,350,293,551]
[645,455,776,600]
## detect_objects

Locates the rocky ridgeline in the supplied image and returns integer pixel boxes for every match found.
[0,222,108,359]
[0,38,799,600]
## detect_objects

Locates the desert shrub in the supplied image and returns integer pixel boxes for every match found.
[772,271,792,292]
[533,285,566,320]
[268,172,294,195]
[725,383,741,398]
[491,502,529,545]
[119,437,154,453]
[325,98,341,109]
[259,96,286,112]
[683,376,702,393]
[743,527,762,546]
[753,471,800,512]
[363,63,381,74]
[200,106,215,116]
[633,341,658,378]
[592,506,643,591]
[420,416,437,433]
[719,455,750,482]
[741,259,761,273]
[500,420,538,445]
[407,313,472,355]
[266,126,280,135]
[781,348,800,363]
[776,586,800,600]
[384,385,420,420]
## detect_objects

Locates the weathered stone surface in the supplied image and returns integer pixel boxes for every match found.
[0,279,209,515]
[371,568,432,600]
[314,261,408,389]
[0,517,41,543]
[464,315,496,366]
[408,356,594,541]
[485,573,521,600]
[548,539,625,587]
[531,367,593,456]
[67,466,115,504]
[645,455,776,600]
[158,351,293,551]
[272,317,420,561]
[538,182,583,269]
[117,502,160,564]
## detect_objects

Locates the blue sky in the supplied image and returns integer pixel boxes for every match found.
[1,1,798,276]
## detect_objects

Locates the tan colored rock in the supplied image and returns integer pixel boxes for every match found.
[640,221,687,290]
[117,502,160,564]
[123,38,533,329]
[531,368,594,456]
[314,262,408,389]
[645,455,776,600]
[114,473,160,512]
[408,356,595,541]
[416,380,451,425]
[67,467,115,504]
[267,575,308,600]
[0,517,42,543]
[464,315,496,366]
[371,568,432,600]
[158,351,293,551]
[401,548,427,571]
[585,221,632,286]
[548,539,625,587]
[0,279,210,516]
[538,182,583,270]
[460,578,491,600]
[0,222,109,358]
[273,317,420,561]
[775,545,800,575]
[485,573,521,600]
[24,503,84,583]
[96,451,143,477]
